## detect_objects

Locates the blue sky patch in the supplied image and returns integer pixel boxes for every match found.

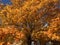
[0,0,12,5]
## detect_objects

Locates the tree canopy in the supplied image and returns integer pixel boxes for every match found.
[0,0,60,45]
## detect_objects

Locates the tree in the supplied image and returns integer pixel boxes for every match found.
[0,0,60,45]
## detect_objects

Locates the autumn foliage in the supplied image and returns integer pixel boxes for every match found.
[0,0,60,45]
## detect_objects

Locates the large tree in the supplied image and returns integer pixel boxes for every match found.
[0,0,60,45]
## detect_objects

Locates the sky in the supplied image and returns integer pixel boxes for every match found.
[0,0,12,5]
